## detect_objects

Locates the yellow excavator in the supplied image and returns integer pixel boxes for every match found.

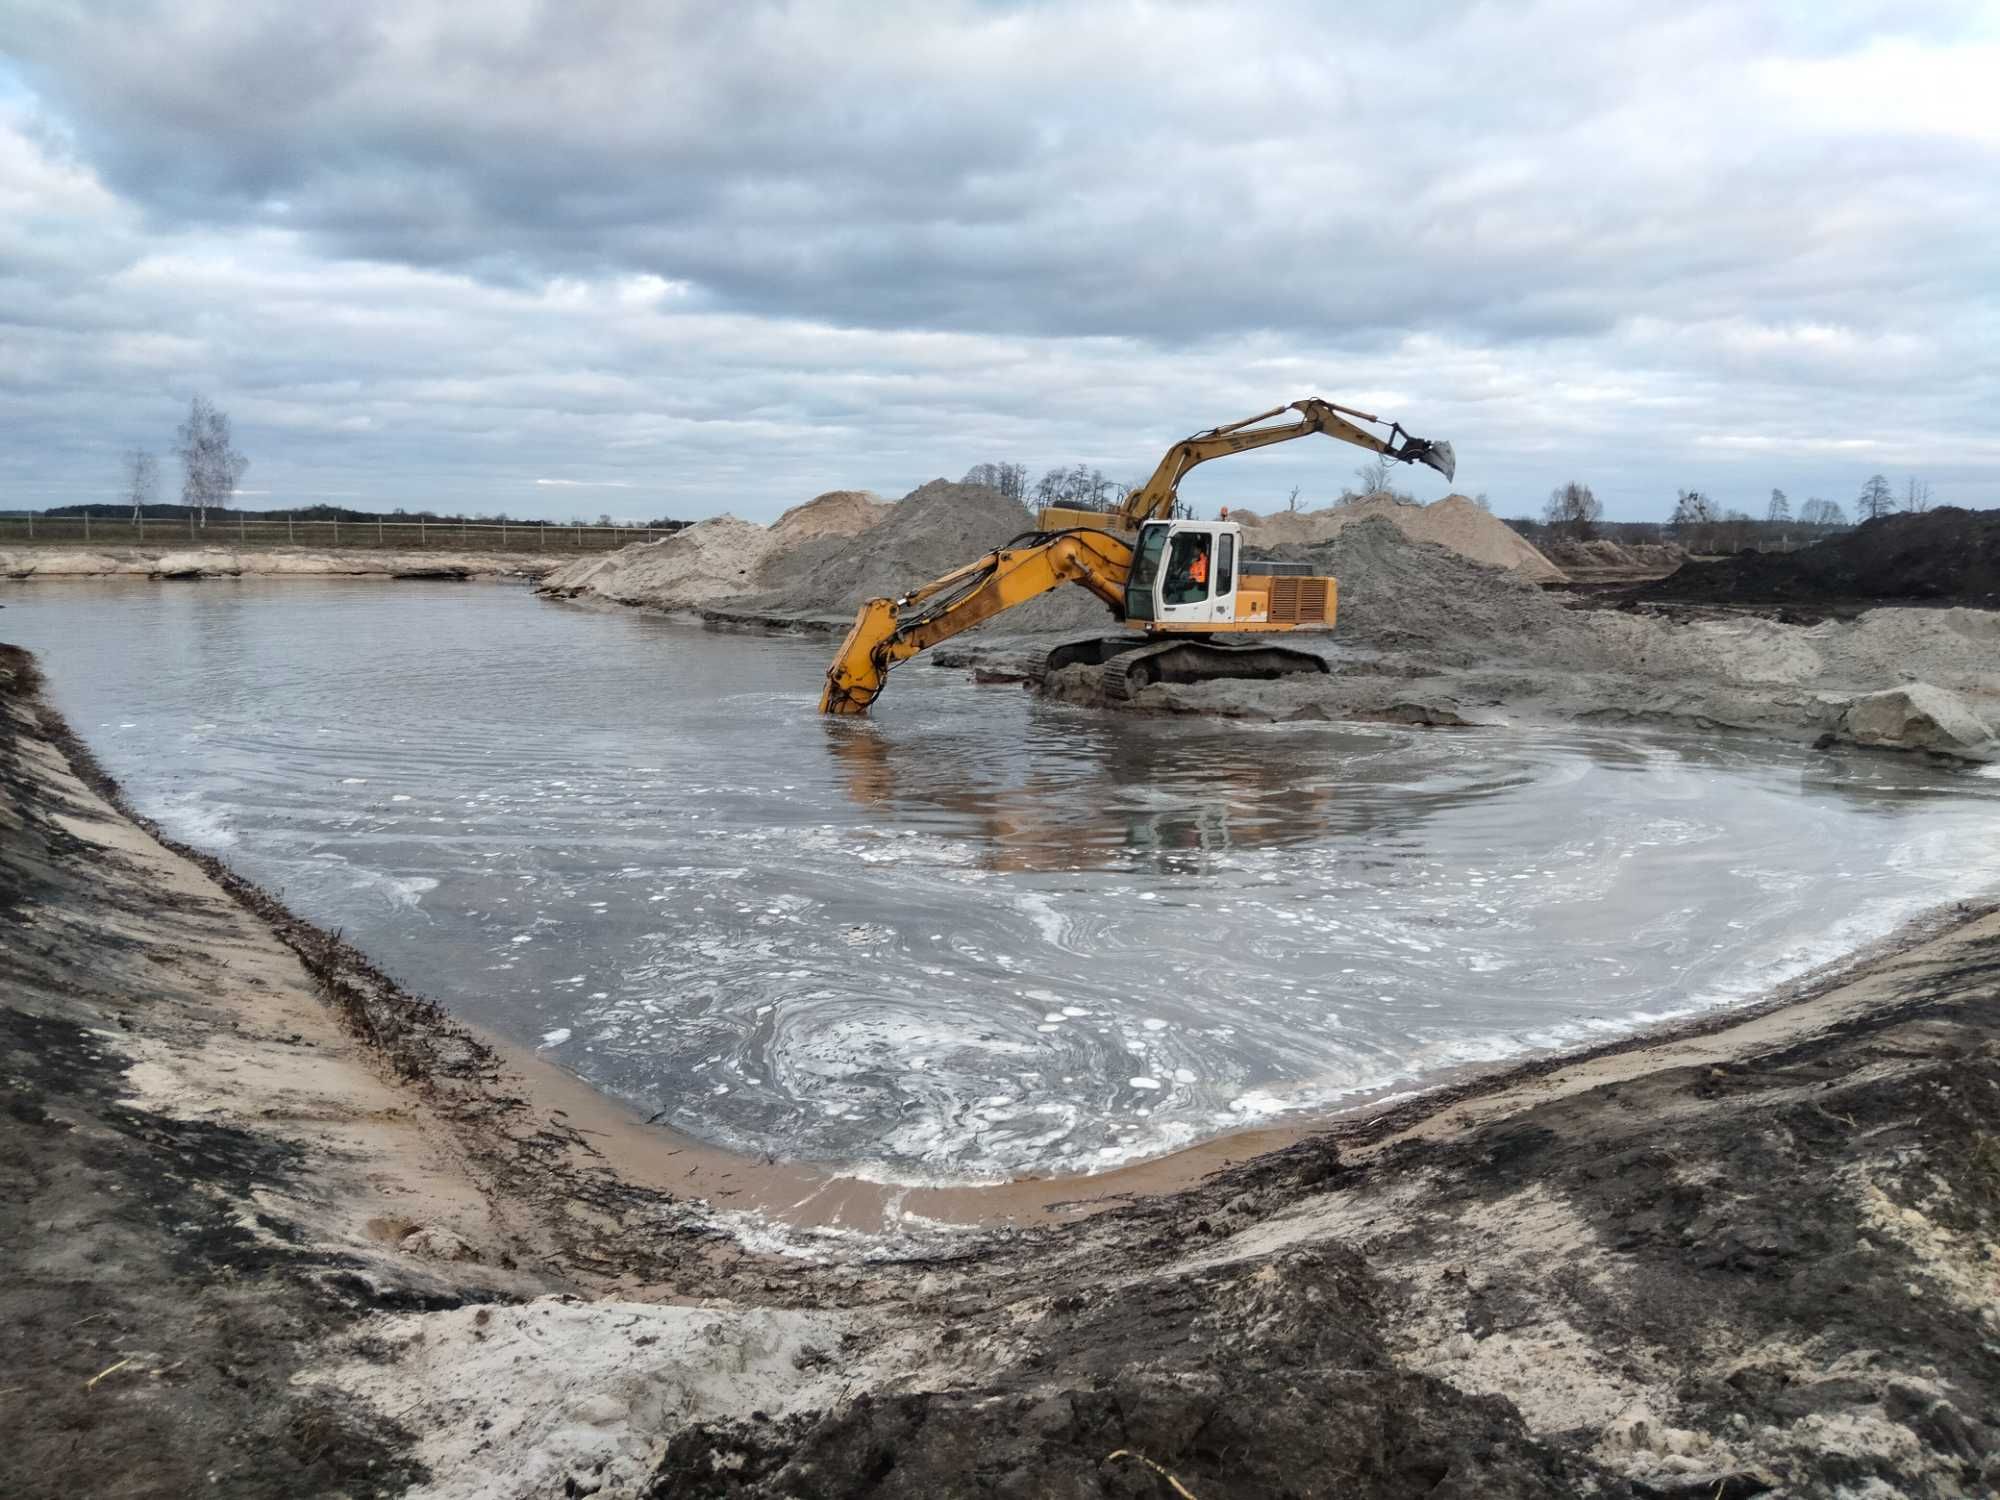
[818,398,1455,715]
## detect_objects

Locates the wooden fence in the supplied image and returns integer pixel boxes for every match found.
[0,514,681,553]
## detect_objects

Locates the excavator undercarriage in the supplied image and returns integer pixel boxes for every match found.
[1043,634,1330,702]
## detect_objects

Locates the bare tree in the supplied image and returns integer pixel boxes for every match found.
[962,462,1028,507]
[1285,485,1301,514]
[1799,497,1847,527]
[1542,480,1602,539]
[1353,457,1394,496]
[1473,491,1492,512]
[1671,488,1719,552]
[1856,473,1895,521]
[1902,476,1933,514]
[123,448,159,520]
[1767,488,1790,523]
[174,395,249,529]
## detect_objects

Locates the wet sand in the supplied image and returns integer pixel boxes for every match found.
[6,640,1999,1498]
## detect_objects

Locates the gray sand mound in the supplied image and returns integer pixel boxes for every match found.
[738,480,1033,617]
[1262,519,1570,652]
[1240,494,1566,583]
[742,479,1122,636]
[540,492,892,611]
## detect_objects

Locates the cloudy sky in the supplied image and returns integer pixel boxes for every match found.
[3,1,1995,523]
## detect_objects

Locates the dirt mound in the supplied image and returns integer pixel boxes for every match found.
[738,479,1032,617]
[771,489,890,543]
[1542,538,1686,578]
[1639,506,2000,607]
[538,515,780,608]
[1267,518,1572,652]
[540,494,893,611]
[1240,495,1565,582]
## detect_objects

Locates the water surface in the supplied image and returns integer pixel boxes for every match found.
[11,579,1998,1180]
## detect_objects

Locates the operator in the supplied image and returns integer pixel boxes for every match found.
[1164,534,1210,605]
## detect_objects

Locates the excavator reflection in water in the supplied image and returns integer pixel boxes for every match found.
[819,398,1455,715]
[823,714,1433,878]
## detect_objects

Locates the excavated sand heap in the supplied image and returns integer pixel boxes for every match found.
[738,479,1119,636]
[538,491,891,611]
[771,489,891,542]
[1237,494,1566,583]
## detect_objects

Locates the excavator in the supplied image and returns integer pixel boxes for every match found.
[818,398,1455,715]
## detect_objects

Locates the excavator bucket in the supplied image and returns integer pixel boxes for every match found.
[1411,438,1456,484]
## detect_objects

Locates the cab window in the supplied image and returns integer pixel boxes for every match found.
[1215,533,1234,596]
[1125,524,1169,621]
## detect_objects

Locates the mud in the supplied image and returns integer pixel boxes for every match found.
[1639,507,2000,609]
[10,638,2000,1498]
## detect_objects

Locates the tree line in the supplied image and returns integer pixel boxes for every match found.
[1536,471,1941,544]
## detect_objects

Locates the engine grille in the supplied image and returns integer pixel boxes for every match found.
[1267,576,1333,624]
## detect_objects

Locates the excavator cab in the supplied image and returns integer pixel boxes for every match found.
[1125,521,1240,625]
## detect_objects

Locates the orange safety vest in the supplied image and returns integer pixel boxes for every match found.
[1190,552,1209,585]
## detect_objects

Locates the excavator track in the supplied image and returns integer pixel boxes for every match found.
[1051,635,1329,703]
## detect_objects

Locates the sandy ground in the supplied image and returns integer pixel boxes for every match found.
[7,641,2000,1498]
[0,546,560,580]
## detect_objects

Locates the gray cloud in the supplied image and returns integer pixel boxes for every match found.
[1,1,1995,521]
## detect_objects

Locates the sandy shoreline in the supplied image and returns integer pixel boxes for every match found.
[7,641,2000,1497]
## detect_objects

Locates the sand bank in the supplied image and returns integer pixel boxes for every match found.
[6,642,1999,1498]
[0,546,560,580]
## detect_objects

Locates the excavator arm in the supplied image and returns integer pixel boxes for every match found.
[1115,398,1455,528]
[819,528,1134,715]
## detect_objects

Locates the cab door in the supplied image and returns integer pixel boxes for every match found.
[1154,523,1226,627]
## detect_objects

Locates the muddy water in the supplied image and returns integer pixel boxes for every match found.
[12,579,1999,1181]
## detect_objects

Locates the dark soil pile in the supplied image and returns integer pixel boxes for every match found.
[1638,507,2000,607]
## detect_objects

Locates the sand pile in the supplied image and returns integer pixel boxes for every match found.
[738,480,1030,617]
[771,489,890,542]
[539,493,893,611]
[1239,495,1566,583]
[1266,519,1572,655]
[730,479,1120,636]
[538,515,782,608]
[1640,506,2000,607]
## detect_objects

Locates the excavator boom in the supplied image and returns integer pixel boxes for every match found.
[1114,398,1455,529]
[819,397,1454,715]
